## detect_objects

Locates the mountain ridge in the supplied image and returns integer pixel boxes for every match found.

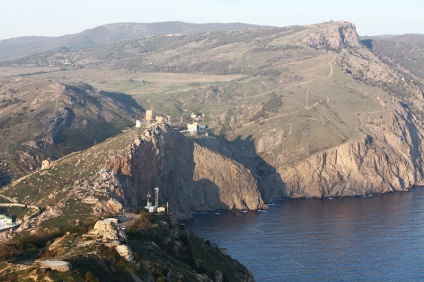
[0,21,266,62]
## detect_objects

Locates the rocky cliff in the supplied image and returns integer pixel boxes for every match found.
[301,21,361,50]
[280,102,424,198]
[109,123,266,219]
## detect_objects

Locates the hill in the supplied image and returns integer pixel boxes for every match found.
[0,212,254,281]
[0,79,142,186]
[0,123,266,228]
[0,22,264,62]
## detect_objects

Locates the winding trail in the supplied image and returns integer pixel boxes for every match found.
[323,54,337,81]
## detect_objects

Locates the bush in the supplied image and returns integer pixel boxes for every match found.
[85,271,100,282]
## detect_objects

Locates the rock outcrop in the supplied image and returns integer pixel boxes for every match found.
[115,244,135,263]
[88,218,127,243]
[109,123,266,219]
[301,21,361,50]
[280,102,424,197]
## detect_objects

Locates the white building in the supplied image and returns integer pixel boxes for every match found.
[135,120,142,128]
[0,215,16,230]
[187,122,198,134]
[157,207,166,213]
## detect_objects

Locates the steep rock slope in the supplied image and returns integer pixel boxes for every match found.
[281,102,424,197]
[275,23,424,197]
[110,123,266,218]
[300,21,361,49]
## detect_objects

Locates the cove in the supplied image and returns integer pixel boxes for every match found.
[186,188,424,281]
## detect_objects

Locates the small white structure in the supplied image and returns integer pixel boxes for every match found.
[191,112,197,119]
[41,160,50,170]
[135,120,142,128]
[149,206,157,213]
[156,116,164,123]
[157,207,166,213]
[146,188,161,213]
[187,122,198,134]
[0,214,16,230]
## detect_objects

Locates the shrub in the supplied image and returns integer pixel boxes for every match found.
[85,271,100,282]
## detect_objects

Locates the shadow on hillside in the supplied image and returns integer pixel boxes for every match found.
[194,134,286,202]
[0,169,12,188]
[360,39,373,50]
[123,133,230,218]
[101,90,144,111]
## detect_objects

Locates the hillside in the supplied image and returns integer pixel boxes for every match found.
[0,123,266,232]
[361,34,424,86]
[0,22,264,62]
[2,20,424,205]
[0,212,254,281]
[0,79,142,186]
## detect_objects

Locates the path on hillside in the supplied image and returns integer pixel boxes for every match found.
[0,193,17,203]
[323,54,337,81]
[305,87,310,109]
[244,53,394,131]
[243,110,301,127]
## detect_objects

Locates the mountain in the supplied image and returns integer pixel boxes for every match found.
[2,20,424,221]
[0,22,265,62]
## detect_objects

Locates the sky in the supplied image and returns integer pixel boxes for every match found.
[1,0,424,40]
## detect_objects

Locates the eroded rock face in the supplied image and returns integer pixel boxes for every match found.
[109,124,266,219]
[115,244,135,263]
[280,102,424,197]
[301,21,361,50]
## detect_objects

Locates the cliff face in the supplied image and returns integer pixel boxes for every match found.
[109,124,266,219]
[280,102,424,197]
[301,21,361,50]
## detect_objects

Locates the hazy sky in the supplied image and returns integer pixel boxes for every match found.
[1,0,423,40]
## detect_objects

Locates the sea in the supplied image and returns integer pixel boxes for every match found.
[185,188,424,281]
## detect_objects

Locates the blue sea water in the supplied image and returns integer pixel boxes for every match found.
[186,188,424,281]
